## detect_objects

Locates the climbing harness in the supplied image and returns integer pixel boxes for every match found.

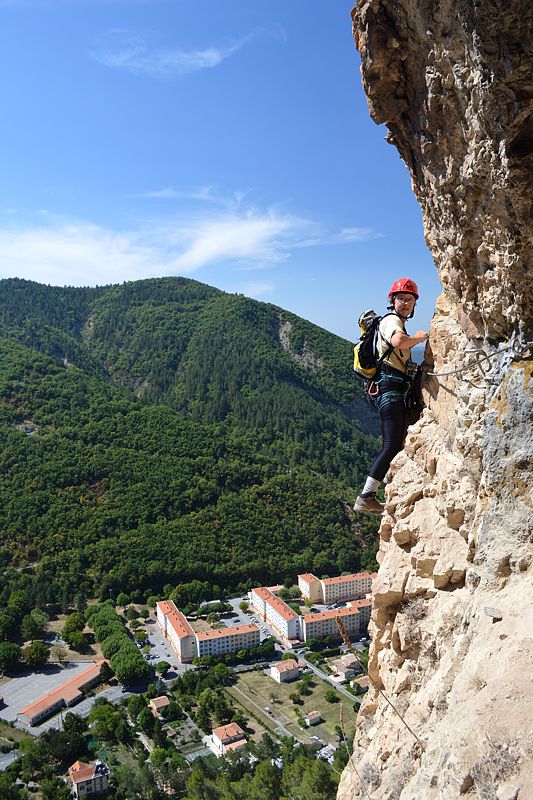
[336,616,426,751]
[423,334,532,388]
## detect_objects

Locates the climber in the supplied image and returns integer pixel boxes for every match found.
[354,278,428,514]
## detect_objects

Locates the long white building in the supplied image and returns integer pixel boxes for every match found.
[298,571,377,604]
[300,599,372,643]
[249,587,301,645]
[157,600,260,663]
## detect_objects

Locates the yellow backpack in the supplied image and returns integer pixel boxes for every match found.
[353,310,393,378]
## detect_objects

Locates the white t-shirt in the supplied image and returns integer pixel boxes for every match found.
[377,313,410,374]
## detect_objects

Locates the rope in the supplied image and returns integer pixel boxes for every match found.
[335,617,425,750]
[422,335,532,381]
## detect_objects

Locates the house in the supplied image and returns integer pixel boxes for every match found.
[211,722,247,756]
[68,760,109,798]
[149,696,170,718]
[270,659,300,683]
[304,711,322,727]
[332,653,363,680]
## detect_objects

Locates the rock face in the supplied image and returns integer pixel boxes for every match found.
[339,2,533,799]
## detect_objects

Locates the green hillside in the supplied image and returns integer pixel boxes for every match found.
[0,278,380,608]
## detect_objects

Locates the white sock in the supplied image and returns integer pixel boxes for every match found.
[362,476,381,496]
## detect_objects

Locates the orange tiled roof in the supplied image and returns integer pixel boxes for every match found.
[272,659,299,672]
[321,572,374,585]
[150,696,170,709]
[251,587,298,622]
[21,660,107,718]
[224,738,248,752]
[302,606,360,623]
[349,598,372,609]
[212,722,245,741]
[298,573,319,584]
[197,623,259,641]
[157,600,195,640]
[68,761,96,783]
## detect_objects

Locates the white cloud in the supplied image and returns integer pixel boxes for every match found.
[0,208,381,287]
[90,30,249,77]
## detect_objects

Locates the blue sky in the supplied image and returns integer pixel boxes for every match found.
[0,0,440,341]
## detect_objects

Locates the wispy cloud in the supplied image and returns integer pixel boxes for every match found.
[0,206,381,288]
[90,29,250,77]
[139,186,250,210]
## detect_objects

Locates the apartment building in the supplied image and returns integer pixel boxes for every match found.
[157,600,260,663]
[249,587,301,644]
[300,604,361,643]
[156,601,196,662]
[297,573,322,603]
[196,624,260,658]
[298,571,376,604]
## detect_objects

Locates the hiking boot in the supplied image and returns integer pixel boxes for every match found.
[353,495,384,514]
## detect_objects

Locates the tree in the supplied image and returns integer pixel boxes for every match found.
[127,694,146,720]
[238,601,249,612]
[62,712,88,736]
[26,640,50,667]
[88,700,124,742]
[137,706,155,736]
[195,705,211,733]
[324,688,339,703]
[21,613,45,643]
[116,592,130,607]
[139,609,149,619]
[125,606,139,621]
[155,660,170,675]
[99,661,114,683]
[0,642,22,673]
[51,644,69,665]
[66,630,87,652]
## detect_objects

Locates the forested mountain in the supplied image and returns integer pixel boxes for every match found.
[0,277,380,609]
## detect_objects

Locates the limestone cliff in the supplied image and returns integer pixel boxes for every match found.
[339,2,533,798]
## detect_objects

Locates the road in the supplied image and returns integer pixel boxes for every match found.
[302,658,362,704]
[0,751,20,772]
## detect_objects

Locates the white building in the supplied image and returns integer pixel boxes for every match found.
[298,572,376,604]
[211,723,247,756]
[270,659,300,683]
[68,761,109,798]
[300,604,360,643]
[249,587,300,644]
[196,624,260,658]
[157,600,260,663]
[157,600,196,662]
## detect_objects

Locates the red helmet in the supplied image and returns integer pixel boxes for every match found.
[388,277,419,299]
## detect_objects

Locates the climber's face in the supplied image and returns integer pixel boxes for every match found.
[393,293,416,319]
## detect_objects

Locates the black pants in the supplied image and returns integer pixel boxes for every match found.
[369,399,406,481]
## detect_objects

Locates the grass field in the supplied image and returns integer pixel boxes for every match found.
[226,668,357,746]
[0,721,32,744]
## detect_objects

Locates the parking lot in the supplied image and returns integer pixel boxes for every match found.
[0,661,97,723]
[143,619,194,677]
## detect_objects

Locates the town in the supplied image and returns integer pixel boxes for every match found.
[0,571,376,797]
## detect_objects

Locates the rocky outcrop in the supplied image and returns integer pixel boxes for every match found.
[339,2,532,799]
